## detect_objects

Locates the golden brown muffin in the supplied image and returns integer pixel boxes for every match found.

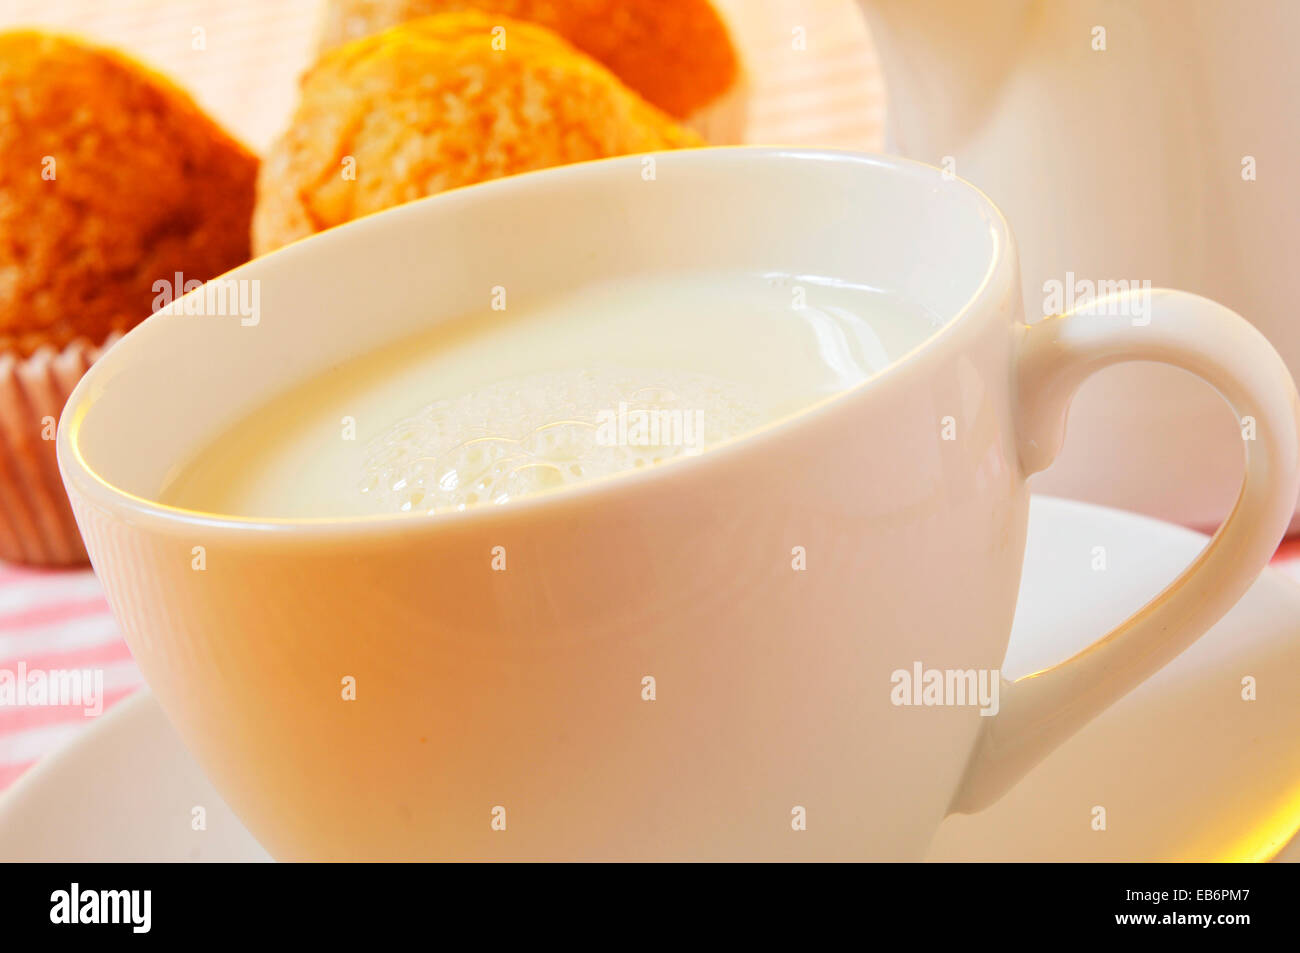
[317,0,741,122]
[253,12,703,254]
[0,31,258,356]
[0,31,257,565]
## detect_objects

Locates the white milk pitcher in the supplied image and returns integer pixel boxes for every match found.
[858,0,1300,528]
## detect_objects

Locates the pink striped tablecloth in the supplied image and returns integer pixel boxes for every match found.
[0,565,142,790]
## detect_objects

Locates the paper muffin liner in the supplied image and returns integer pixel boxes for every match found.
[0,332,121,566]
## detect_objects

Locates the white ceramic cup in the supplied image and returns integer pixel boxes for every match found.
[58,149,1300,860]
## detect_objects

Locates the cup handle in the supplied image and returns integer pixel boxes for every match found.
[950,288,1300,813]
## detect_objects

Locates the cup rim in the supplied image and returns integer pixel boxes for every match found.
[57,146,1016,539]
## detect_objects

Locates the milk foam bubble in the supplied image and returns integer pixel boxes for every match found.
[359,367,762,513]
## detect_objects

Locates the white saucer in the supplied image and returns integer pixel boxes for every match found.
[2,496,1298,862]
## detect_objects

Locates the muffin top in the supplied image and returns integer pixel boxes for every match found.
[0,31,258,356]
[252,12,703,253]
[317,0,741,119]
